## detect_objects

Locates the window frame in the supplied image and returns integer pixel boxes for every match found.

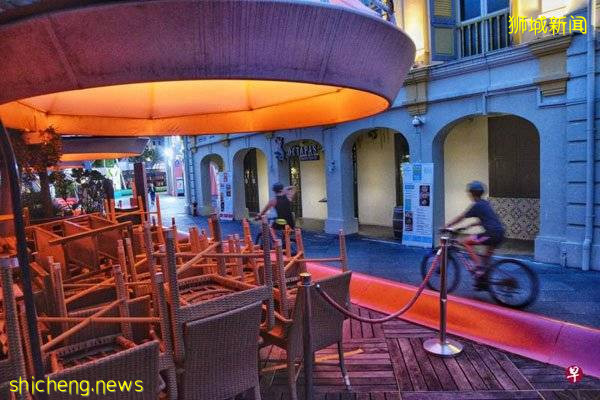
[456,0,510,58]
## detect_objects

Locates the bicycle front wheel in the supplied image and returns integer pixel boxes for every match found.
[487,259,539,308]
[420,247,461,293]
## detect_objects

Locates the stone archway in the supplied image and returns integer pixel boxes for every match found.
[340,127,410,236]
[275,138,327,228]
[438,114,540,250]
[232,148,269,219]
[199,153,224,215]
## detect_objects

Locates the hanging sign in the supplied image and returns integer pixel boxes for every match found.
[402,163,434,248]
[274,137,321,161]
[218,171,233,220]
[285,143,320,161]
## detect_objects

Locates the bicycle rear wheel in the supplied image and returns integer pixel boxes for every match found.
[487,259,539,308]
[420,247,461,293]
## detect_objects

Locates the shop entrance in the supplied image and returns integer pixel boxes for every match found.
[279,139,326,228]
[232,147,269,219]
[243,149,260,214]
[288,156,302,218]
[347,128,409,237]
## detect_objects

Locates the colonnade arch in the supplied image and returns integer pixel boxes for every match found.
[432,114,541,247]
[339,127,410,234]
[199,153,225,215]
[232,147,269,219]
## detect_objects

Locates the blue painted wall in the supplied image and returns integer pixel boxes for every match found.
[184,31,599,270]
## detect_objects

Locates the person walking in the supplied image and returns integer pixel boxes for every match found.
[148,183,156,207]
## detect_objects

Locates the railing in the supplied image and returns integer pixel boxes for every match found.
[361,0,395,22]
[459,9,511,58]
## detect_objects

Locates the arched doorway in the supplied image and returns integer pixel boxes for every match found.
[199,154,224,215]
[276,138,326,228]
[442,115,540,249]
[232,148,269,219]
[342,127,409,236]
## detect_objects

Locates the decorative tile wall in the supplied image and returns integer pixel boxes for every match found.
[488,197,540,241]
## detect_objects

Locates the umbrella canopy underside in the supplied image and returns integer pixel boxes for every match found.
[0,0,415,136]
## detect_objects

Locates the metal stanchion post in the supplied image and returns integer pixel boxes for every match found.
[423,235,463,357]
[300,272,314,400]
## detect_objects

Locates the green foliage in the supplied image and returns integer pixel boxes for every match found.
[128,146,162,167]
[92,159,117,168]
[49,171,75,200]
[13,126,62,182]
[12,127,63,217]
[48,171,77,217]
[71,169,107,213]
[21,191,47,220]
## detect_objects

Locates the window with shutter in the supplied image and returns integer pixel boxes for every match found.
[429,0,458,61]
[488,116,540,199]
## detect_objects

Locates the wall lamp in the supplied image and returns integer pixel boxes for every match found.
[412,115,425,127]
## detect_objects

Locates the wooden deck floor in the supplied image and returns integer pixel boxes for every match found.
[259,305,600,400]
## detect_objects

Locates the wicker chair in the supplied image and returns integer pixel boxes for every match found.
[178,301,264,400]
[261,271,352,400]
[46,339,160,400]
[0,264,27,400]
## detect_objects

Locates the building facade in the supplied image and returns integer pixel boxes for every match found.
[184,0,600,270]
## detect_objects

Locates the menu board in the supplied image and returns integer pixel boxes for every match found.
[402,163,434,248]
[218,172,233,220]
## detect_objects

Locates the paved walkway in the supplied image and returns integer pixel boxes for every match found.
[156,195,600,328]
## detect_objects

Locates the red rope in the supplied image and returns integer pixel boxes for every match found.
[314,249,440,324]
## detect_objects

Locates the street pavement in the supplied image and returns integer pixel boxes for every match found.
[156,195,600,328]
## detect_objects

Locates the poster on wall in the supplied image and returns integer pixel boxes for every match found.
[210,164,219,212]
[402,163,434,248]
[218,171,234,220]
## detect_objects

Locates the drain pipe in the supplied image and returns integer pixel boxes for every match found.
[582,0,596,271]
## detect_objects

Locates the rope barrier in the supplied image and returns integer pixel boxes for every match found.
[314,249,440,324]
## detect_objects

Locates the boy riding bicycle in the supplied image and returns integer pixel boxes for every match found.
[444,181,505,289]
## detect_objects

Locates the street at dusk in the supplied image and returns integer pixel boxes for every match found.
[0,1,599,399]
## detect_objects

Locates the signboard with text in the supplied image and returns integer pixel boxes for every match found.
[402,163,434,248]
[285,143,320,161]
[218,171,233,220]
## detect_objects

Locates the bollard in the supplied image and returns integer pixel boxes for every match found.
[423,235,463,357]
[300,272,314,400]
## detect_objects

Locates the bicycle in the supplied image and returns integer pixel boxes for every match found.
[253,216,298,256]
[420,228,539,308]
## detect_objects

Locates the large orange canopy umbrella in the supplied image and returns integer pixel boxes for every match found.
[0,0,414,136]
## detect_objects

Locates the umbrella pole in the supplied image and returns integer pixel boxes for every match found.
[0,120,48,399]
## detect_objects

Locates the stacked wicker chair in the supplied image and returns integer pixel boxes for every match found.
[18,255,177,399]
[261,271,352,400]
[6,206,352,400]
[0,262,27,399]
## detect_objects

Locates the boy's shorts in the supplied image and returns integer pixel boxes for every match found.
[476,232,504,247]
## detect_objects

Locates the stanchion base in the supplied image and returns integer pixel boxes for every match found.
[423,338,463,357]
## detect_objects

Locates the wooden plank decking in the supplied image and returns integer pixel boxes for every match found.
[258,305,600,400]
